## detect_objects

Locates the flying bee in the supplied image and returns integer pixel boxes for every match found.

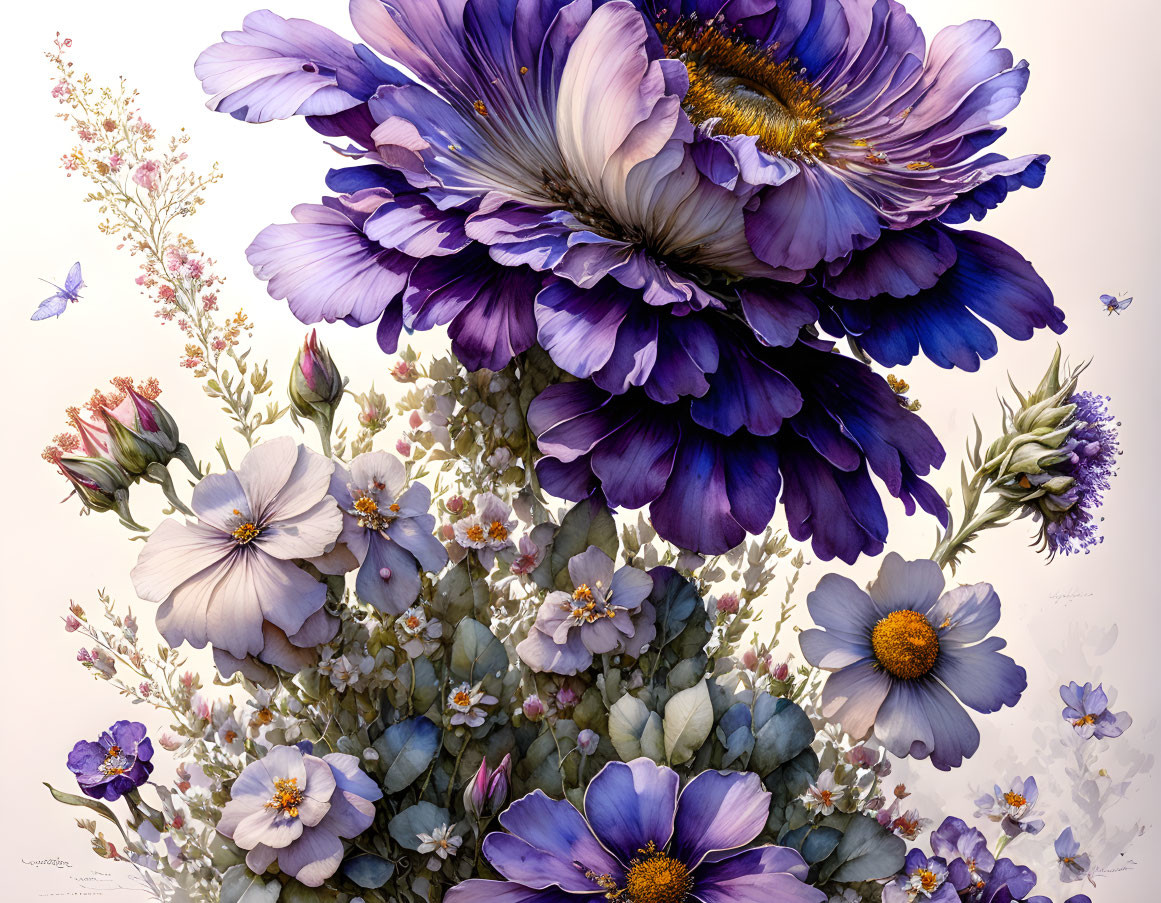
[1099,293,1133,315]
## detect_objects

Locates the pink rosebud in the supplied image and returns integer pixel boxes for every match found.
[716,593,740,615]
[741,648,759,670]
[76,647,92,663]
[132,160,163,193]
[379,567,392,581]
[64,615,82,632]
[391,360,415,382]
[446,495,465,514]
[577,729,599,756]
[771,662,790,682]
[395,439,411,456]
[522,695,545,722]
[440,524,456,541]
[170,815,184,830]
[408,410,423,429]
[555,685,579,709]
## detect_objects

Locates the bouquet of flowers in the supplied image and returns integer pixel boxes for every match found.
[39,2,1139,902]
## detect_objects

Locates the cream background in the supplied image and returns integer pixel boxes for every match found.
[2,0,1159,899]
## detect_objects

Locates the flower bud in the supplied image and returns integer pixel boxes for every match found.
[716,593,740,615]
[577,729,599,756]
[289,330,347,456]
[463,753,512,819]
[57,455,143,529]
[521,694,545,722]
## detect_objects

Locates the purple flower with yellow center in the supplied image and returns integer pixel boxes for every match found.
[799,553,1026,770]
[452,492,516,569]
[930,817,994,891]
[1059,681,1131,740]
[444,758,825,903]
[130,437,344,676]
[974,777,1044,837]
[516,546,656,675]
[217,744,382,888]
[318,450,447,614]
[1055,827,1091,884]
[882,850,956,903]
[67,720,154,801]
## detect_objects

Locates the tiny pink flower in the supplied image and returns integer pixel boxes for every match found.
[446,495,465,514]
[396,439,411,456]
[132,160,163,192]
[408,410,423,429]
[64,614,82,632]
[158,731,182,752]
[716,593,740,615]
[107,154,123,172]
[772,661,790,682]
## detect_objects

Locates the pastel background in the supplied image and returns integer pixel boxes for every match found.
[2,0,1158,899]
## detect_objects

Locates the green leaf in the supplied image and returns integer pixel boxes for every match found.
[749,694,815,775]
[389,801,452,851]
[374,717,441,793]
[344,854,395,889]
[607,693,651,761]
[450,618,508,682]
[640,712,665,763]
[432,562,475,625]
[219,864,281,903]
[551,499,619,591]
[663,680,713,765]
[43,783,128,845]
[817,812,906,883]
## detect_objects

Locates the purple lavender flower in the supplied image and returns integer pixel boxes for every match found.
[516,546,656,675]
[130,437,343,673]
[1036,391,1120,557]
[444,758,825,903]
[320,450,447,613]
[974,777,1045,837]
[882,850,957,903]
[67,720,154,801]
[1060,681,1132,740]
[799,554,1026,770]
[1055,827,1092,883]
[216,744,382,888]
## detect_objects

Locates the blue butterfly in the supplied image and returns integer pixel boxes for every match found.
[1099,293,1133,315]
[31,262,85,321]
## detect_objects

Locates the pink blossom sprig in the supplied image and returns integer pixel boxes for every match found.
[46,35,284,448]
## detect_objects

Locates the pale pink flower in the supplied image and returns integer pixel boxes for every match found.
[132,160,163,192]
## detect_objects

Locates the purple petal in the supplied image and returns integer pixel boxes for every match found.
[583,759,679,862]
[495,789,624,881]
[819,660,893,740]
[671,770,770,865]
[934,637,1026,714]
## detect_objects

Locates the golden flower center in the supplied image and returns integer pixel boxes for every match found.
[453,690,474,707]
[818,790,834,806]
[1003,792,1027,808]
[100,745,128,776]
[1073,714,1096,727]
[406,616,422,630]
[487,520,509,542]
[232,522,261,544]
[389,502,401,512]
[466,524,485,543]
[624,849,692,903]
[265,777,304,818]
[915,869,939,892]
[657,17,829,158]
[573,584,595,603]
[871,610,939,680]
[354,496,379,515]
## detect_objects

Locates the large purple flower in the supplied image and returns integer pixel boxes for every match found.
[530,337,946,559]
[318,450,448,613]
[444,758,825,903]
[216,744,382,888]
[1059,681,1131,741]
[67,720,154,802]
[516,545,656,674]
[196,0,1065,557]
[130,437,343,672]
[799,553,1026,770]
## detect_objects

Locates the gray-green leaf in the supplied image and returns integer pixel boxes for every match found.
[374,717,441,793]
[663,680,713,765]
[450,618,508,682]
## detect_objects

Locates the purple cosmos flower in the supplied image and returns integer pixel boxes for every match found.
[67,720,154,801]
[1060,680,1131,740]
[882,849,956,903]
[1055,827,1092,884]
[799,553,1026,770]
[444,758,825,903]
[131,437,343,675]
[974,777,1045,837]
[516,545,656,674]
[530,336,946,558]
[930,817,995,892]
[319,450,448,613]
[216,744,381,888]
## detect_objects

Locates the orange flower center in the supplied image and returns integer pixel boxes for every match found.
[453,690,473,707]
[354,496,379,515]
[1003,792,1028,808]
[466,524,485,543]
[232,522,261,544]
[871,610,939,680]
[487,520,509,542]
[265,777,304,817]
[624,846,691,903]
